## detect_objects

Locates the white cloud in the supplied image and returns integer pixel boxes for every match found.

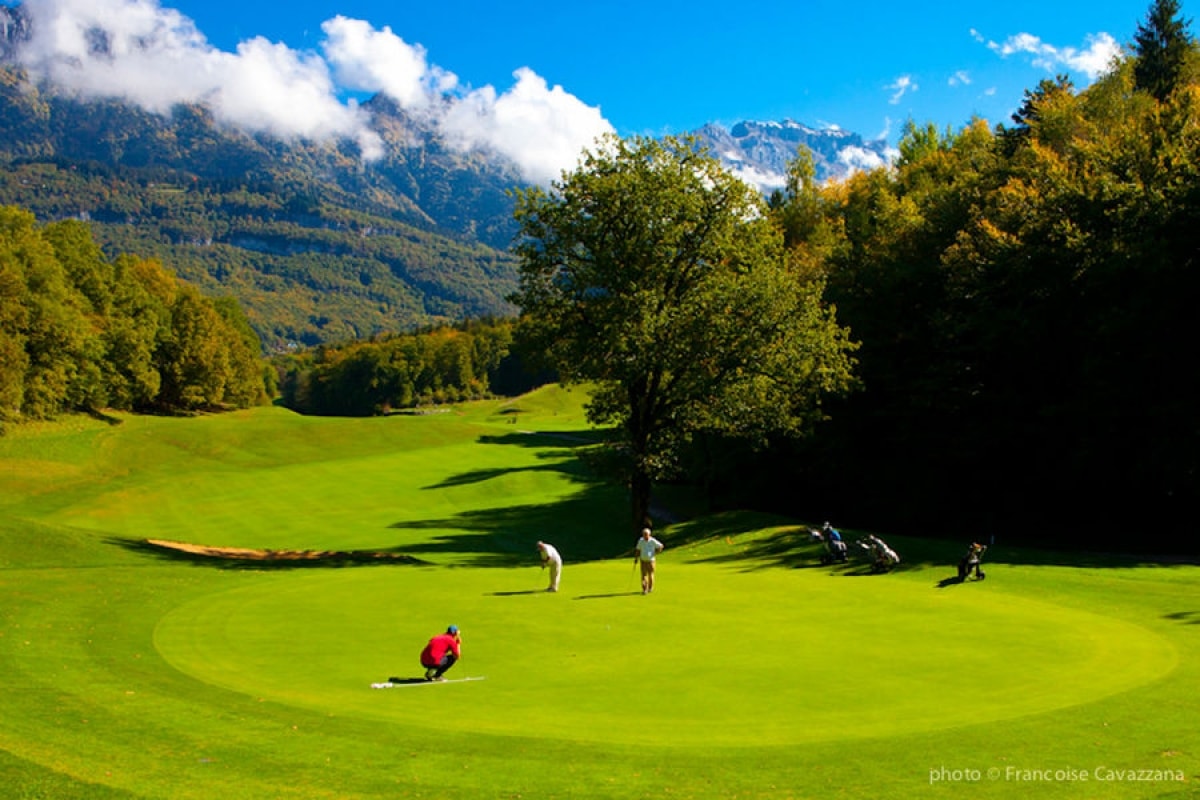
[886,74,917,104]
[837,145,888,176]
[949,70,971,87]
[441,67,614,185]
[727,163,787,193]
[11,0,613,182]
[320,16,455,110]
[986,31,1121,80]
[875,116,894,142]
[16,0,383,157]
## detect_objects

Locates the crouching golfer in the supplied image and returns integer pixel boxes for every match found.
[537,540,562,592]
[635,528,664,594]
[420,625,462,681]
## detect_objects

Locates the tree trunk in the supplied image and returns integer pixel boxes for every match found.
[630,468,652,535]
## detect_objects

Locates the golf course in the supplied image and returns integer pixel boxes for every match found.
[0,386,1195,799]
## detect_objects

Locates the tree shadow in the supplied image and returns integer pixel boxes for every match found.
[476,429,611,449]
[388,486,630,567]
[691,528,824,570]
[423,459,576,490]
[423,428,607,490]
[686,520,1200,576]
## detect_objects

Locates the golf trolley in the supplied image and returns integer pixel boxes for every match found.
[811,526,848,565]
[851,535,900,573]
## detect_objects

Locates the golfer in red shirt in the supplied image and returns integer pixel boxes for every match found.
[420,625,462,681]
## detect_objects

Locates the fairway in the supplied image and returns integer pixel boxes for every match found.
[1,391,1196,799]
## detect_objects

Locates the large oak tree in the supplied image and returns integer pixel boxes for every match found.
[511,135,857,532]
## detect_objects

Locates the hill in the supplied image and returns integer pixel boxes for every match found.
[0,59,523,350]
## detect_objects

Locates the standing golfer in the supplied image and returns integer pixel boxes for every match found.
[420,625,462,681]
[634,528,664,594]
[537,540,562,592]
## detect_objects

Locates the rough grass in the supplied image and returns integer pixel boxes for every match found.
[0,387,1196,798]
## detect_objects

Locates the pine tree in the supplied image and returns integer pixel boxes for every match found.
[1132,0,1195,101]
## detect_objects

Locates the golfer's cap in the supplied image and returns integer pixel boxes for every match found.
[447,625,459,635]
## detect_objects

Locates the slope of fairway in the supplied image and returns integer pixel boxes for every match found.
[1,393,1196,799]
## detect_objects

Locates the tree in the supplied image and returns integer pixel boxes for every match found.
[1133,0,1195,101]
[511,134,857,531]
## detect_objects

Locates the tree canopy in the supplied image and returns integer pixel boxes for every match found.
[0,206,270,423]
[511,134,858,531]
[757,6,1200,548]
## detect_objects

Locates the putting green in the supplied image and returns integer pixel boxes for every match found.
[153,559,1177,747]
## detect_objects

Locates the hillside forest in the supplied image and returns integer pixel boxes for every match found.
[2,1,1198,550]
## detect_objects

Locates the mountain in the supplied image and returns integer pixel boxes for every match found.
[0,3,890,351]
[690,119,893,192]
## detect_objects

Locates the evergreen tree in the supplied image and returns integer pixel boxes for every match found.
[1133,0,1195,101]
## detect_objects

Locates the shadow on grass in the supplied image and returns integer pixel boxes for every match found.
[388,484,631,567]
[424,459,572,491]
[681,519,904,577]
[680,514,1199,576]
[935,574,990,589]
[107,537,433,570]
[1163,611,1200,625]
[423,430,609,490]
[573,592,645,600]
[477,430,612,448]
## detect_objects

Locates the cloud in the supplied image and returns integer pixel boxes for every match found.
[726,163,787,193]
[320,16,455,110]
[949,70,971,87]
[15,0,383,157]
[837,145,888,176]
[10,0,612,183]
[986,31,1121,80]
[441,68,613,185]
[886,74,918,104]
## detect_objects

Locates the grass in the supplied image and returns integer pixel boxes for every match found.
[0,386,1196,798]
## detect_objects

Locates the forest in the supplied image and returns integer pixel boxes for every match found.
[749,1,1200,546]
[0,207,271,419]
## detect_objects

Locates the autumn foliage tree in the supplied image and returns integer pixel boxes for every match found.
[771,1,1199,546]
[0,205,269,423]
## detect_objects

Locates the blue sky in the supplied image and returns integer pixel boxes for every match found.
[4,0,1157,182]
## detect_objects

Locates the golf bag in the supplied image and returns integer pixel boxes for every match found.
[856,534,899,573]
[957,543,987,580]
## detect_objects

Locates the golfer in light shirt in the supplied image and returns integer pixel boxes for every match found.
[537,540,562,592]
[634,528,664,594]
